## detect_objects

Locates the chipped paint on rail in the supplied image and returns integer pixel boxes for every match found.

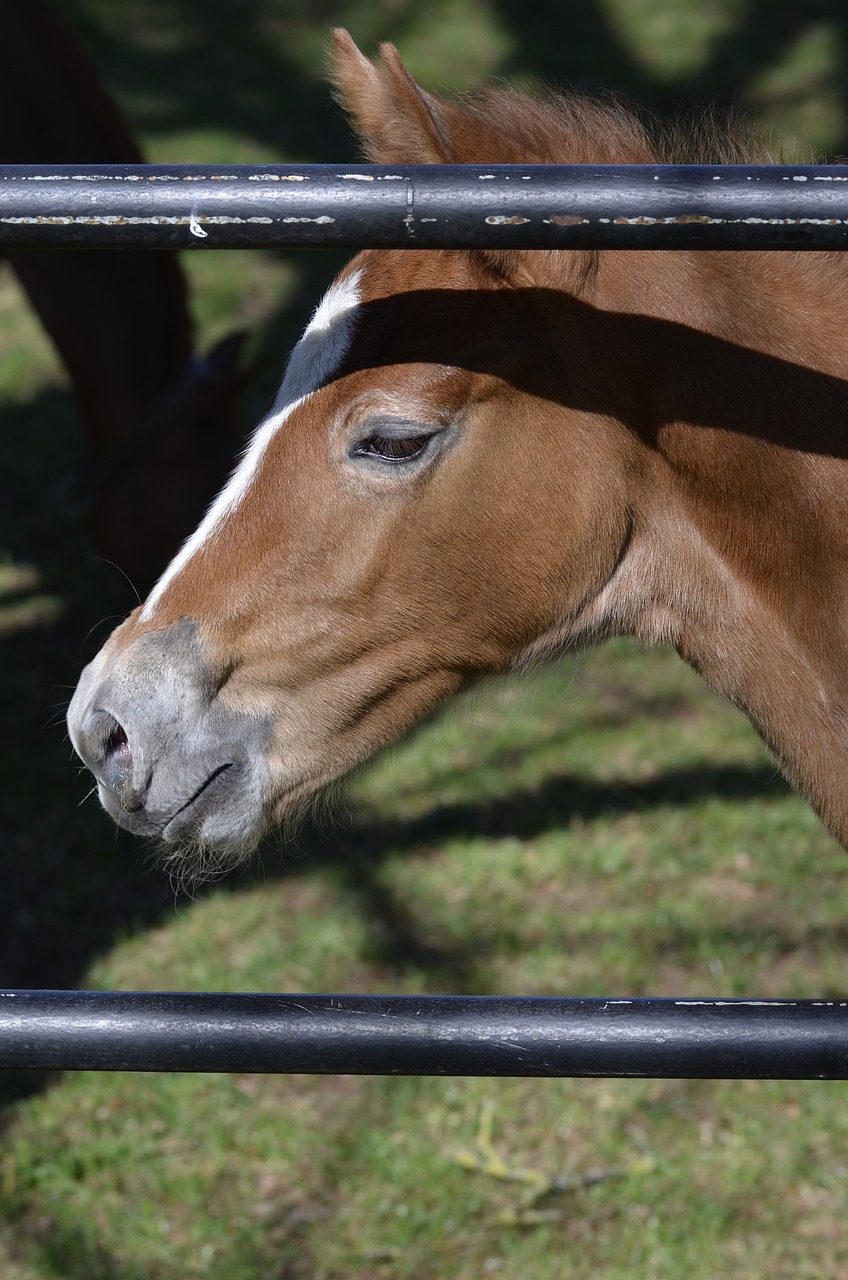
[674,1000,795,1007]
[280,215,335,224]
[611,214,848,228]
[0,213,279,227]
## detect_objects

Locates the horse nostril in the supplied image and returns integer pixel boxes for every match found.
[102,720,133,796]
[105,722,130,763]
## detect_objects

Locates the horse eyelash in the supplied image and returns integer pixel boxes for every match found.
[353,433,433,463]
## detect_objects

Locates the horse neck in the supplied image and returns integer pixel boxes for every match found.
[585,247,848,845]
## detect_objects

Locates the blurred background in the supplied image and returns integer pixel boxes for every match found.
[1,2,848,1277]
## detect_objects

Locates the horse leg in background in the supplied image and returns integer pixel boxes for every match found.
[0,0,246,592]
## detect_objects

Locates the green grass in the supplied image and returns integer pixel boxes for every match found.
[3,646,847,1279]
[2,1,848,1276]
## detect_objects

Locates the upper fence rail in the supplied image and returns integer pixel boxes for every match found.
[2,163,848,251]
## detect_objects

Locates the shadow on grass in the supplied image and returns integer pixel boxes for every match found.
[288,762,789,988]
[311,762,786,865]
[5,1200,318,1280]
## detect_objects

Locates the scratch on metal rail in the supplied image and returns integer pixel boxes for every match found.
[404,179,415,237]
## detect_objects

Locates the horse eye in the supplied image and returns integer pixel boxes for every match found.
[353,433,433,463]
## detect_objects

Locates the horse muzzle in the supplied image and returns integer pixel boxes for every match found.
[67,620,271,854]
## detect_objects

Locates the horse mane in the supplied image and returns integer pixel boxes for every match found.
[450,84,771,167]
[400,84,777,289]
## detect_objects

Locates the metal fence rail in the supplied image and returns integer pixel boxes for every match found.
[2,163,848,251]
[1,992,846,1078]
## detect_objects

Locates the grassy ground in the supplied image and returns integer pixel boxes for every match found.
[2,1,848,1276]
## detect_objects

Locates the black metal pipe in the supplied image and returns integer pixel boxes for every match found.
[1,163,848,250]
[0,991,846,1078]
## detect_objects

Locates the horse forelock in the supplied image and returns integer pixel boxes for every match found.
[138,266,365,624]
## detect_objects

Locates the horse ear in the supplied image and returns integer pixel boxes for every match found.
[330,29,457,164]
[329,31,589,292]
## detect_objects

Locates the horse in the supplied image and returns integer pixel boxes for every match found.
[67,29,848,874]
[0,0,245,590]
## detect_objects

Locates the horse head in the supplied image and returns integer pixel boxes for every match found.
[68,32,848,867]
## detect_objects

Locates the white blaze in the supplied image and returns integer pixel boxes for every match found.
[139,268,363,621]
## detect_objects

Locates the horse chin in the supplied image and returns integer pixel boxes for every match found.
[156,828,262,894]
[151,762,344,889]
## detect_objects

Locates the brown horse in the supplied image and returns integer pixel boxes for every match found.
[67,30,848,872]
[0,0,245,590]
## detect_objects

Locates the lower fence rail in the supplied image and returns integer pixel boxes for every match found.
[0,991,846,1078]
